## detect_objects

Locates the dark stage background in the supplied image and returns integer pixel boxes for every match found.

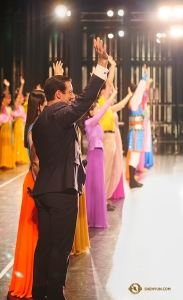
[0,0,183,153]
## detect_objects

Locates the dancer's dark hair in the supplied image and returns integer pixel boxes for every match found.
[24,89,45,148]
[80,101,98,128]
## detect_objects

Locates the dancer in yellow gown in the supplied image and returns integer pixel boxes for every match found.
[0,79,15,169]
[13,76,29,164]
[71,128,90,255]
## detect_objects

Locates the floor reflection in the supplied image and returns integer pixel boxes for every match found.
[1,157,183,300]
[153,141,183,155]
[106,156,183,300]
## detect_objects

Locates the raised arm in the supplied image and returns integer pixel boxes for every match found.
[104,56,116,100]
[141,79,153,108]
[130,65,148,111]
[54,37,109,127]
[141,89,150,108]
[111,87,132,112]
[85,97,115,127]
[18,76,25,97]
[3,79,10,99]
[146,78,153,90]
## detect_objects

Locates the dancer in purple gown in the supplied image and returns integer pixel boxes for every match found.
[84,95,115,228]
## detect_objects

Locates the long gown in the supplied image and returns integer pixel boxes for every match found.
[0,106,15,169]
[144,137,154,169]
[108,113,125,200]
[126,85,149,179]
[13,105,29,164]
[85,101,110,228]
[71,187,90,255]
[9,125,38,298]
[71,129,90,255]
[137,89,154,171]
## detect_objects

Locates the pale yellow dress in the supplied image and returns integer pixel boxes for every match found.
[0,106,16,168]
[13,105,29,164]
[71,129,90,255]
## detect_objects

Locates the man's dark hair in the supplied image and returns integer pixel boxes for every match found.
[44,75,72,101]
[130,83,137,93]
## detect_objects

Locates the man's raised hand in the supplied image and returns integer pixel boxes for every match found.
[93,37,108,67]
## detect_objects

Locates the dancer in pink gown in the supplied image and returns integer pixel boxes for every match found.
[107,86,132,200]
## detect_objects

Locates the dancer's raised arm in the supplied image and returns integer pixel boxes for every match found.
[111,87,132,112]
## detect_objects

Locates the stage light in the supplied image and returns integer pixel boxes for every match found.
[158,6,172,19]
[118,10,124,16]
[118,30,124,37]
[107,10,114,17]
[156,38,161,44]
[173,6,183,19]
[156,33,162,38]
[156,33,166,38]
[108,33,114,39]
[55,5,68,17]
[67,10,71,17]
[170,25,183,37]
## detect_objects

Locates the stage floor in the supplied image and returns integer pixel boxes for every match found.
[1,155,183,300]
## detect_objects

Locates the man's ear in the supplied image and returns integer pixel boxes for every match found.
[55,90,61,99]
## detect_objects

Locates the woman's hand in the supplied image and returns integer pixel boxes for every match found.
[53,61,64,75]
[128,87,133,97]
[3,79,10,87]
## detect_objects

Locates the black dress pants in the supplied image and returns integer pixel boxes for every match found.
[32,191,78,300]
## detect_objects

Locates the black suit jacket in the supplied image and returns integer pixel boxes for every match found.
[32,74,104,196]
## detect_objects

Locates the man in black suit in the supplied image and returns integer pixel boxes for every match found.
[31,38,109,300]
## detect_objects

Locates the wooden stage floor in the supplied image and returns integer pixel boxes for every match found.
[0,155,183,300]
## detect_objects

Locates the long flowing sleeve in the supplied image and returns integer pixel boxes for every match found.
[141,88,150,109]
[0,113,10,124]
[85,101,110,127]
[130,75,147,111]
